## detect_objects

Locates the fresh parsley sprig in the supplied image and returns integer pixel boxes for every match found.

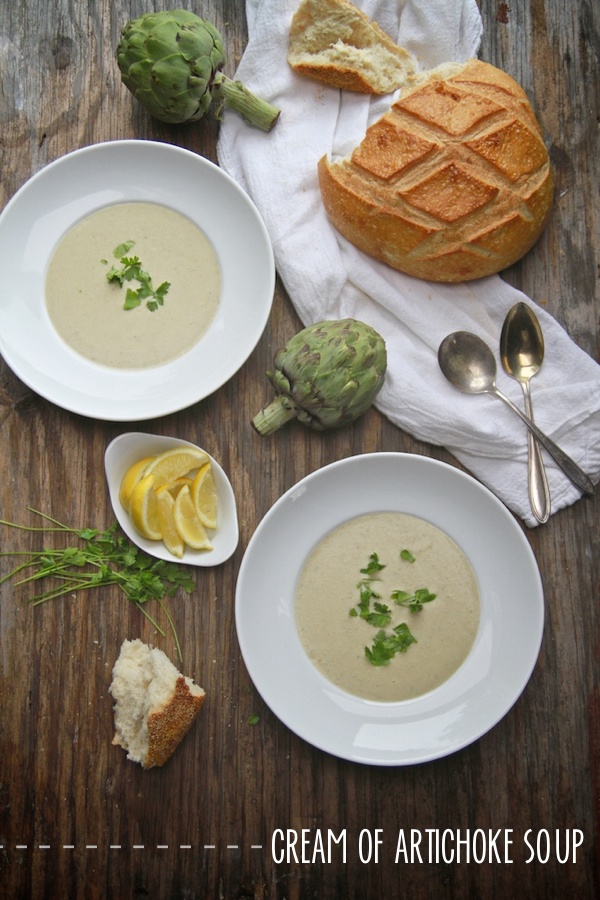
[0,509,193,661]
[365,624,417,666]
[351,597,392,628]
[105,240,170,312]
[358,580,381,603]
[360,552,385,575]
[391,587,437,613]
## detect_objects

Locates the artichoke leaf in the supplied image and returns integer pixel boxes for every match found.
[151,58,193,96]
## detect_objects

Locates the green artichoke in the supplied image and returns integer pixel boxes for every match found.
[117,10,280,131]
[252,319,387,435]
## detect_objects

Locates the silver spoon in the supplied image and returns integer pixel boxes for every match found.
[500,303,551,523]
[438,331,595,496]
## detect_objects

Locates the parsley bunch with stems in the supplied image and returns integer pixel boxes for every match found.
[0,509,193,661]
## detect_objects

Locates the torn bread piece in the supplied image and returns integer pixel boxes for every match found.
[288,0,415,94]
[110,638,206,768]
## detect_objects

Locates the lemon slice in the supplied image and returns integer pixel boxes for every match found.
[119,455,156,511]
[173,485,213,551]
[191,463,218,530]
[129,473,162,541]
[143,446,210,489]
[156,487,185,558]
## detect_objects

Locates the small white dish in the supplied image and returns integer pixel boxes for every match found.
[105,432,239,567]
[0,140,275,421]
[235,452,544,766]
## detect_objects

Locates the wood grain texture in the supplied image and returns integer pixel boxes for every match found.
[0,1,598,898]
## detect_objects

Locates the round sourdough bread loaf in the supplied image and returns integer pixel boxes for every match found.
[318,59,554,282]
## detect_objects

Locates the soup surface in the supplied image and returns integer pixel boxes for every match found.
[45,202,221,369]
[295,512,480,702]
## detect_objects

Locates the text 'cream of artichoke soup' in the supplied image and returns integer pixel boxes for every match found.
[295,512,480,702]
[45,202,221,369]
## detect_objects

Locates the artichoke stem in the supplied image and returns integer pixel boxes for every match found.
[213,73,280,131]
[252,397,299,435]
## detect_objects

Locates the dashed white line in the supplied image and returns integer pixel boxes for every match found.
[7,840,264,852]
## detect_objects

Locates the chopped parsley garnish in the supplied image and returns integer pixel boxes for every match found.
[350,549,437,666]
[364,601,393,628]
[360,552,385,575]
[391,587,437,613]
[350,582,390,624]
[365,624,417,666]
[104,240,170,311]
[358,579,381,604]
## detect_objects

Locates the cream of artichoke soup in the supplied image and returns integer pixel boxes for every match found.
[295,512,480,702]
[45,202,220,369]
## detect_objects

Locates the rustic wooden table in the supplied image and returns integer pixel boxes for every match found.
[0,1,598,897]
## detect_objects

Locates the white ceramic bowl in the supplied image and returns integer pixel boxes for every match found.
[105,432,239,567]
[235,453,544,765]
[0,140,275,420]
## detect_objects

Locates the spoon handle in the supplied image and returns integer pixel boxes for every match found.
[521,382,551,522]
[493,388,595,495]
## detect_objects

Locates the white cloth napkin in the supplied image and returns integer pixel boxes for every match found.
[217,0,600,526]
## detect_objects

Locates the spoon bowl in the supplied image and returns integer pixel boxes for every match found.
[438,331,499,394]
[438,331,595,496]
[104,432,239,566]
[500,303,550,522]
[500,302,545,383]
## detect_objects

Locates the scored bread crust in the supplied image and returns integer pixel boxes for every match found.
[318,59,554,282]
[288,0,415,94]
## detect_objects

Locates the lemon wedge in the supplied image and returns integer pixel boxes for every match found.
[191,463,218,530]
[161,476,193,498]
[129,473,162,541]
[119,455,156,511]
[156,487,185,558]
[173,484,213,551]
[144,446,210,488]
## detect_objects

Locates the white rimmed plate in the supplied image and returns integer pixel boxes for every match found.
[105,432,239,567]
[235,453,544,765]
[0,140,275,420]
